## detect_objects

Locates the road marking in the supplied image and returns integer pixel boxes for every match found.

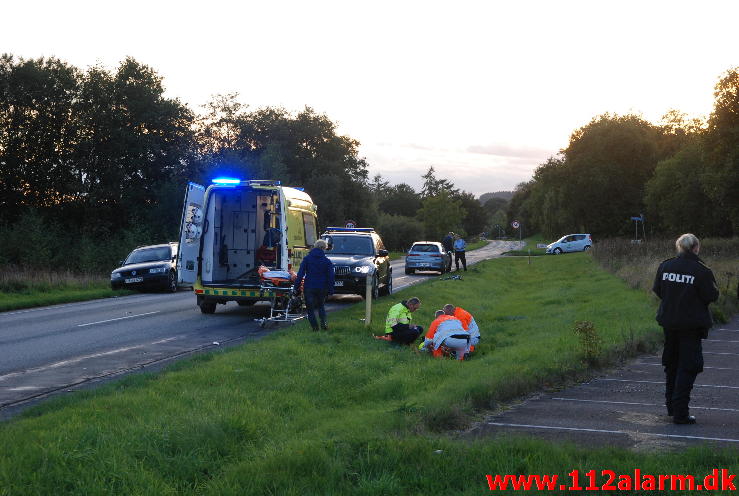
[77,311,160,327]
[717,328,739,332]
[705,339,739,343]
[598,378,739,389]
[0,336,182,382]
[704,351,739,356]
[485,422,739,443]
[551,397,739,413]
[7,386,42,391]
[0,294,174,317]
[635,362,738,371]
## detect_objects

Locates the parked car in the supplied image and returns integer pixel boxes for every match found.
[405,241,452,274]
[111,242,179,292]
[546,234,592,254]
[321,227,392,299]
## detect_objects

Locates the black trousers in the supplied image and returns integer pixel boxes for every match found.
[454,251,467,271]
[662,328,703,418]
[390,324,423,345]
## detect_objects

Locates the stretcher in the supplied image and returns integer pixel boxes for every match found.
[254,266,305,327]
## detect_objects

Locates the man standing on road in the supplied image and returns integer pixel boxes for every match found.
[442,232,454,254]
[377,297,423,345]
[294,239,335,331]
[652,233,719,425]
[453,235,467,271]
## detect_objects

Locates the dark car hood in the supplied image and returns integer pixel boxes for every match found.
[325,254,374,266]
[112,261,171,274]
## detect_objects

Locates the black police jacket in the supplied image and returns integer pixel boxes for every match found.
[652,251,719,331]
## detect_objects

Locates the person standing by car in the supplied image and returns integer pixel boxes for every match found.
[652,233,719,425]
[442,232,454,254]
[453,235,467,271]
[294,239,335,331]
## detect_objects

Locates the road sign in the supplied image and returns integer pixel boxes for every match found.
[345,220,357,228]
[511,220,520,229]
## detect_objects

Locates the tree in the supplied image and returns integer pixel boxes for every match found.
[420,166,457,198]
[454,191,487,236]
[380,183,421,216]
[417,189,466,241]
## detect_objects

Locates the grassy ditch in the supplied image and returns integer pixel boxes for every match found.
[1,255,735,494]
[0,266,132,312]
[591,237,738,323]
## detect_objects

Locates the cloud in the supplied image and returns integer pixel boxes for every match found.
[467,143,555,160]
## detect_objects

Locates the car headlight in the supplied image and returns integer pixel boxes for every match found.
[111,272,122,279]
[149,267,168,274]
[354,266,371,274]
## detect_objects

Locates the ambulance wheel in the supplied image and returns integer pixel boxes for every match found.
[198,296,217,314]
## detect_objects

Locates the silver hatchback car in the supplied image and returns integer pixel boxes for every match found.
[405,241,452,274]
[546,234,593,254]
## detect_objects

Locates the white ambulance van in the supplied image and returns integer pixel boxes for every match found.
[177,178,318,313]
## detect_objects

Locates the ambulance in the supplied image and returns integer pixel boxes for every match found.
[177,178,318,313]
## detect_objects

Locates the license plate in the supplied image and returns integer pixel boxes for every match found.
[334,280,344,286]
[125,277,143,283]
[419,263,430,267]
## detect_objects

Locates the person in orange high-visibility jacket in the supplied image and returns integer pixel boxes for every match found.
[420,310,470,360]
[443,304,480,351]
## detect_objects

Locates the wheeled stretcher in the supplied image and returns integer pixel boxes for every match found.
[254,266,305,327]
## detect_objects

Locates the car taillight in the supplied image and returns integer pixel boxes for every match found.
[430,253,442,257]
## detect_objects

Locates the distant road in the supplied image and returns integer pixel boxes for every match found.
[0,240,520,418]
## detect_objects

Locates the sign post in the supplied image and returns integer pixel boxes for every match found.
[630,215,646,244]
[511,220,521,245]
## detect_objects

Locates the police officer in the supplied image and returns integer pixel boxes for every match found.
[652,233,719,424]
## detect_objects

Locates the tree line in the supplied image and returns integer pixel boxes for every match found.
[0,55,497,272]
[507,68,739,240]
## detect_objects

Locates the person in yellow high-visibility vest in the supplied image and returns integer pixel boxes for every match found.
[375,297,423,345]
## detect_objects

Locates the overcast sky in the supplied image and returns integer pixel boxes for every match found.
[3,0,737,195]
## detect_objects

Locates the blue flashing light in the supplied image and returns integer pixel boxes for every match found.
[212,178,241,185]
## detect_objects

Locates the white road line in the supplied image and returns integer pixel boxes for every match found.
[0,294,171,317]
[486,422,739,443]
[635,362,738,371]
[717,328,739,332]
[0,336,183,382]
[704,351,739,356]
[705,339,739,343]
[551,397,739,413]
[598,378,739,389]
[77,311,160,327]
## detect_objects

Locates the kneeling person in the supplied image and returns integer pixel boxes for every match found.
[421,310,470,360]
[382,297,423,345]
[443,304,480,349]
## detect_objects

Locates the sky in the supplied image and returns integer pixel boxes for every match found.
[3,0,737,196]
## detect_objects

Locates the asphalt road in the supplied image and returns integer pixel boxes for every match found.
[468,315,739,449]
[0,240,520,418]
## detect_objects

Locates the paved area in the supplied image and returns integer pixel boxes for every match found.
[469,315,739,450]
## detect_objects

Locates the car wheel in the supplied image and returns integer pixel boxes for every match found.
[371,275,379,300]
[553,248,562,255]
[405,268,414,275]
[583,245,591,251]
[167,270,178,292]
[198,296,217,314]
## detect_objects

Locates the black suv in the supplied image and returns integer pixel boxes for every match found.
[321,228,392,299]
[111,243,179,292]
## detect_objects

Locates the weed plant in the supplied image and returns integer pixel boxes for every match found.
[0,255,735,494]
[591,237,738,321]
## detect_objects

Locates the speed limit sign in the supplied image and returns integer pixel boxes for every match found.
[511,220,520,229]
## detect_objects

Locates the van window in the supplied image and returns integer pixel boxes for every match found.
[303,213,317,246]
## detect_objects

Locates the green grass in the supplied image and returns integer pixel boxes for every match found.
[0,254,735,495]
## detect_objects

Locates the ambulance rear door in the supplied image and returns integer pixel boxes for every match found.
[177,182,206,285]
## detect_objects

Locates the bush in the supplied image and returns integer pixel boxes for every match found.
[375,213,425,251]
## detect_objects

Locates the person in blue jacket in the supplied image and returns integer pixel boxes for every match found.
[294,239,335,331]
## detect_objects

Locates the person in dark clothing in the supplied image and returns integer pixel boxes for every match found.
[652,233,719,424]
[442,232,454,254]
[294,239,335,331]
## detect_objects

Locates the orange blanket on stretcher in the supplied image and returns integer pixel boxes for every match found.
[258,265,299,288]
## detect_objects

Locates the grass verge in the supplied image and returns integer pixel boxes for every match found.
[0,255,735,494]
[0,265,133,312]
